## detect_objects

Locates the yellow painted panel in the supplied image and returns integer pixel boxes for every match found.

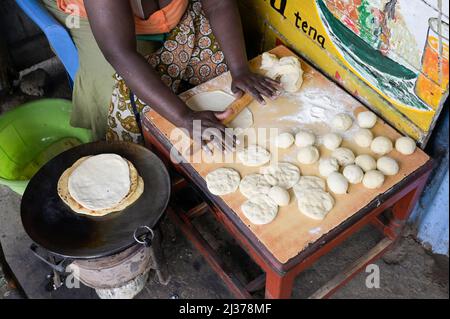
[240,0,449,145]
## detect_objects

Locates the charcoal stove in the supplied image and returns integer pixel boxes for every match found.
[21,141,171,299]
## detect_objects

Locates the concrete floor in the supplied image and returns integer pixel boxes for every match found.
[0,182,448,299]
[0,62,448,299]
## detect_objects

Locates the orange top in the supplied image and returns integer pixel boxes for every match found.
[56,0,189,35]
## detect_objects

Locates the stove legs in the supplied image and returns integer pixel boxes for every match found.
[149,228,171,285]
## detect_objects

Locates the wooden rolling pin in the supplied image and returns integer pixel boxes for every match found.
[222,93,253,126]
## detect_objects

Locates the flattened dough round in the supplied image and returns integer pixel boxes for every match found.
[186,91,253,129]
[297,190,335,220]
[238,145,271,167]
[206,168,241,196]
[260,162,300,189]
[241,194,278,225]
[58,156,144,217]
[68,154,131,210]
[239,174,272,198]
[293,176,326,199]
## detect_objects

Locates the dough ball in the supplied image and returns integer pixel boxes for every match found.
[297,189,335,220]
[377,156,400,176]
[297,146,320,165]
[363,170,385,189]
[331,147,355,166]
[327,172,349,194]
[261,53,304,93]
[239,174,272,198]
[278,56,304,93]
[275,132,295,149]
[268,186,290,206]
[237,145,271,167]
[371,136,393,155]
[395,136,416,155]
[343,165,364,184]
[323,133,343,150]
[355,155,377,172]
[295,131,316,147]
[206,168,241,196]
[319,157,340,177]
[357,111,378,129]
[293,176,327,195]
[261,52,279,70]
[260,162,301,189]
[241,194,278,225]
[332,113,353,131]
[354,129,374,148]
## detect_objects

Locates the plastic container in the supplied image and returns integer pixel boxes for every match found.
[0,99,92,194]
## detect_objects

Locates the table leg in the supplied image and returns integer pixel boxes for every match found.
[265,270,296,299]
[387,174,430,239]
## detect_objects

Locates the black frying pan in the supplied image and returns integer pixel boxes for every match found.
[21,141,171,259]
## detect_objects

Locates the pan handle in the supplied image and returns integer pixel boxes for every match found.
[133,226,154,247]
[30,244,69,273]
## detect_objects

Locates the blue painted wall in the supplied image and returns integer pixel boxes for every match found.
[410,109,449,256]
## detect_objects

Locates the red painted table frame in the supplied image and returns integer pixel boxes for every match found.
[143,121,433,299]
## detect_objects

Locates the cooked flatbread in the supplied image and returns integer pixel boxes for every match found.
[57,156,144,217]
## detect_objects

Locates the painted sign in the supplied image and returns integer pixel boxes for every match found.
[240,0,449,145]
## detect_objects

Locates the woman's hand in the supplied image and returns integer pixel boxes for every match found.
[181,109,236,154]
[231,69,282,105]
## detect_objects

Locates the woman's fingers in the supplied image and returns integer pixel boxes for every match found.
[244,85,266,104]
[255,80,278,99]
[263,76,282,88]
[214,108,234,121]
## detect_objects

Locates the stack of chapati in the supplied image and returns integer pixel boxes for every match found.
[58,154,144,217]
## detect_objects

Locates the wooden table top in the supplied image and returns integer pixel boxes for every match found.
[143,46,430,265]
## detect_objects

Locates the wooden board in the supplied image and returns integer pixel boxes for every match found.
[143,46,430,265]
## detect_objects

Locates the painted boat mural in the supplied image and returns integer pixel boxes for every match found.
[239,0,449,144]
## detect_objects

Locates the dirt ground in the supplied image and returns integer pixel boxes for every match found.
[0,61,448,299]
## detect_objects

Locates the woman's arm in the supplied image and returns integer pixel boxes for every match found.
[201,0,281,104]
[84,0,190,127]
[84,0,233,151]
